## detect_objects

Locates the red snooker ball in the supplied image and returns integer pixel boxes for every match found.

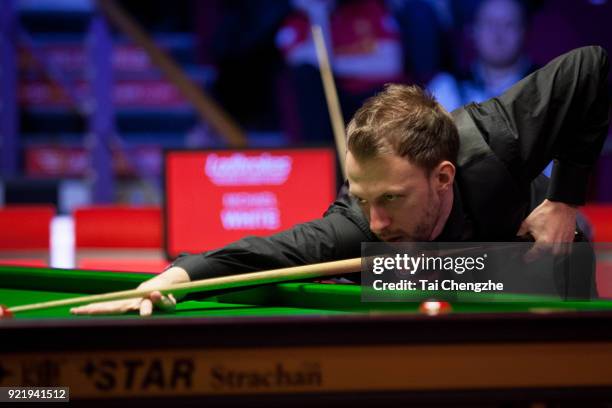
[419,300,452,316]
[0,305,12,318]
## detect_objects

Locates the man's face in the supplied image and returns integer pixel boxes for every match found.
[474,0,525,68]
[346,151,442,242]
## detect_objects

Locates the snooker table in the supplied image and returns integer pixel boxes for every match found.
[2,264,612,406]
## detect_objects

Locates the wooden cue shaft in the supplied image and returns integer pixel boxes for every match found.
[311,25,347,178]
[9,257,362,314]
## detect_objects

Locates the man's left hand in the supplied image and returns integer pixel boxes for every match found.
[517,199,578,260]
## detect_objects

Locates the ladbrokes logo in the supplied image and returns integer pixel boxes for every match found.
[205,153,293,186]
[210,363,322,390]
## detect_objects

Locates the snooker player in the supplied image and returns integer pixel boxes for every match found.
[71,46,610,316]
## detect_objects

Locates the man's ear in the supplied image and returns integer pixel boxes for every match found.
[433,161,455,191]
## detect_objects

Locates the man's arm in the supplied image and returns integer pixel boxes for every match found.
[173,212,367,282]
[71,209,369,315]
[468,46,609,201]
[466,46,609,243]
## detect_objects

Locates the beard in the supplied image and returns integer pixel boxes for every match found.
[403,185,441,242]
[375,185,442,242]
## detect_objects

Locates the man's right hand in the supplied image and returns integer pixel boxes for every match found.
[70,266,190,316]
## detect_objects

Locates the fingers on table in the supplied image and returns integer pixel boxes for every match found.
[70,292,177,316]
[149,291,177,312]
[70,298,142,315]
[139,298,153,316]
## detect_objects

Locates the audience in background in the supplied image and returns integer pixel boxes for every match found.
[427,0,536,112]
[387,0,454,85]
[206,0,291,132]
[7,0,611,206]
[275,0,404,142]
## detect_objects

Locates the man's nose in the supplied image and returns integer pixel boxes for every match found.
[369,205,391,234]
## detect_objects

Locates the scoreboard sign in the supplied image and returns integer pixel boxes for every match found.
[164,148,337,258]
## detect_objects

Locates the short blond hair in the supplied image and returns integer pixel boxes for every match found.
[346,84,459,172]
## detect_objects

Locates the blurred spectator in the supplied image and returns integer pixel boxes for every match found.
[388,0,454,85]
[428,0,537,112]
[208,0,292,132]
[276,0,404,142]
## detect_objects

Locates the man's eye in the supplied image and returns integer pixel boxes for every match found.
[353,196,368,206]
[384,194,397,202]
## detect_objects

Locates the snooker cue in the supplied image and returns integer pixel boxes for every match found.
[311,25,347,178]
[7,257,362,314]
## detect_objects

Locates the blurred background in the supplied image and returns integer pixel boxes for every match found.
[1,0,611,274]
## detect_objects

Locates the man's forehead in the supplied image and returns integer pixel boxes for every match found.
[346,151,426,194]
[346,151,422,176]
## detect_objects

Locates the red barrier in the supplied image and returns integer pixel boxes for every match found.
[74,206,162,249]
[581,205,612,242]
[0,205,54,250]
